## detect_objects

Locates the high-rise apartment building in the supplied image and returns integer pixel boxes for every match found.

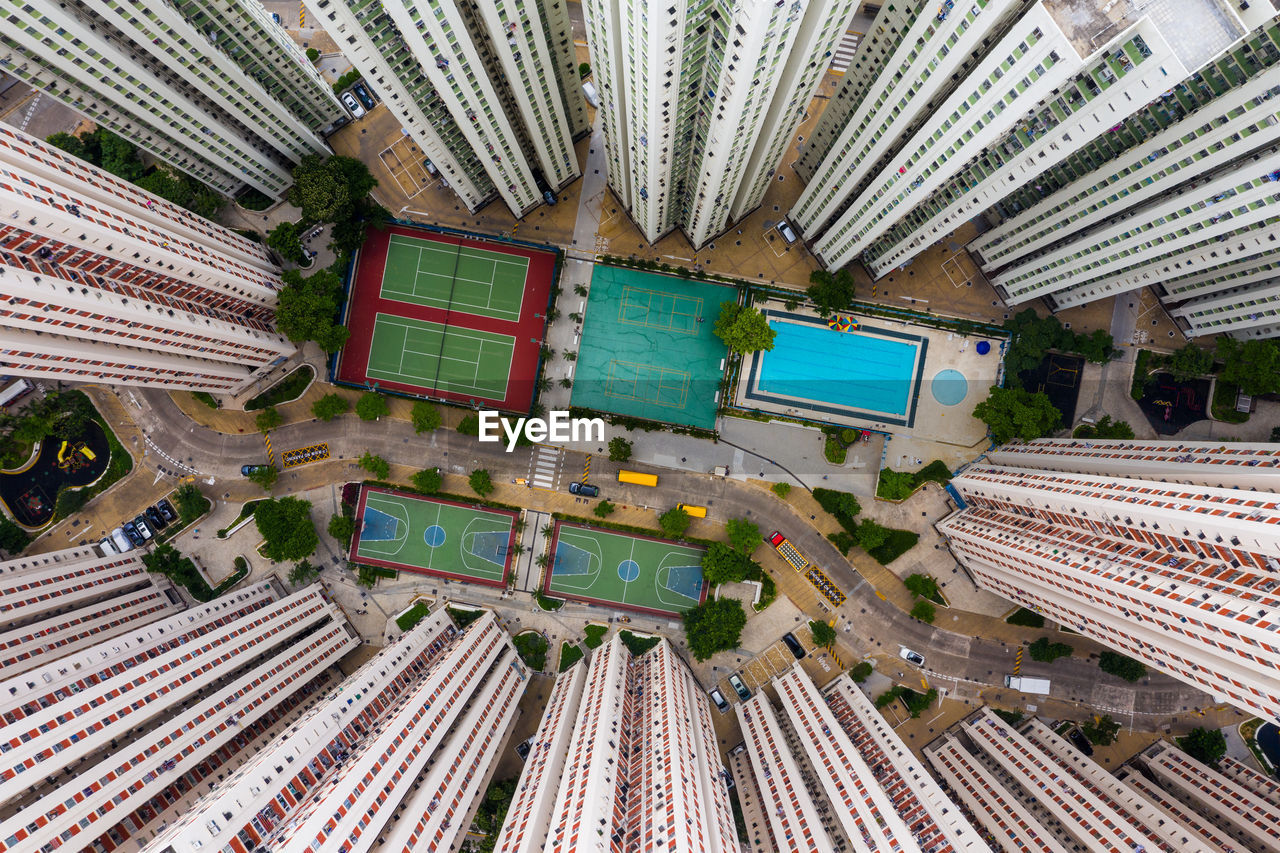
[308,0,583,217]
[0,0,341,198]
[791,0,1280,340]
[0,125,294,392]
[0,583,357,853]
[733,665,988,852]
[0,545,181,679]
[494,635,736,853]
[937,439,1280,721]
[583,0,859,247]
[146,607,527,853]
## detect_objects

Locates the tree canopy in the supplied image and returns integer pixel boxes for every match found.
[328,513,356,544]
[1075,415,1134,439]
[1177,727,1227,767]
[1098,650,1146,682]
[286,154,374,222]
[359,452,390,480]
[267,221,308,265]
[903,573,938,601]
[412,467,442,493]
[700,541,758,587]
[274,268,350,352]
[1028,637,1073,663]
[1216,337,1280,396]
[973,386,1062,443]
[682,598,747,661]
[658,506,692,538]
[809,620,836,647]
[355,392,389,421]
[607,436,633,462]
[806,269,857,318]
[855,518,890,552]
[469,469,494,497]
[713,301,776,353]
[255,497,318,562]
[411,401,442,433]
[1165,343,1215,381]
[1081,714,1121,746]
[255,406,283,434]
[1002,308,1114,381]
[725,517,762,555]
[312,393,350,421]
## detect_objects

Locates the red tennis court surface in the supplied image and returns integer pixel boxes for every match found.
[335,224,556,411]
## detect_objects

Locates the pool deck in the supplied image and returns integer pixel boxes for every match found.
[732,299,1000,451]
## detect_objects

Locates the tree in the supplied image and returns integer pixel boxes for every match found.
[306,47,320,62]
[247,466,278,491]
[359,452,390,480]
[274,268,348,352]
[1076,414,1135,439]
[700,541,755,586]
[469,469,494,497]
[1098,650,1146,682]
[1165,343,1214,381]
[593,500,616,518]
[725,517,762,555]
[312,393,350,421]
[849,661,873,683]
[288,154,352,222]
[809,620,836,647]
[412,467,442,493]
[1217,337,1280,396]
[682,598,747,661]
[806,268,857,318]
[658,506,692,539]
[1081,714,1121,746]
[255,406,283,434]
[328,513,356,544]
[813,488,861,521]
[855,518,891,552]
[713,301,776,353]
[1178,727,1227,768]
[910,600,936,623]
[0,516,31,556]
[903,573,939,601]
[356,392,389,421]
[607,436,633,462]
[174,483,208,524]
[47,131,86,160]
[411,401,441,433]
[771,482,791,499]
[289,559,319,585]
[97,130,145,181]
[266,221,308,264]
[255,497,318,562]
[142,543,212,601]
[1075,328,1115,363]
[1028,637,1073,663]
[579,62,591,78]
[973,386,1062,443]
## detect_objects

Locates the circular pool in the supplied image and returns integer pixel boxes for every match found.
[931,369,968,406]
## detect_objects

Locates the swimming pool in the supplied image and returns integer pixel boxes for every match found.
[757,319,920,416]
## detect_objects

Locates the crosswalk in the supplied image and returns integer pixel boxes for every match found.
[828,29,864,74]
[528,444,562,490]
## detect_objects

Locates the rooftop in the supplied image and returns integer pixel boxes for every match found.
[1042,0,1245,69]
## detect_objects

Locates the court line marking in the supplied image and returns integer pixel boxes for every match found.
[367,313,514,396]
[382,237,529,319]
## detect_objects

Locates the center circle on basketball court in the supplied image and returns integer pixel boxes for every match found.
[424,525,447,547]
[618,559,640,582]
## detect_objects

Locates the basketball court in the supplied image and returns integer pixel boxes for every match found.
[570,266,733,429]
[349,486,518,587]
[544,522,708,617]
[335,225,557,411]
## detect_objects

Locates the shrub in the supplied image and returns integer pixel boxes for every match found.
[395,601,431,632]
[584,624,608,649]
[535,593,563,611]
[328,513,356,543]
[306,47,320,63]
[867,529,919,565]
[193,391,220,409]
[447,607,483,629]
[875,686,904,709]
[245,366,313,410]
[910,600,936,623]
[558,642,584,671]
[771,482,791,498]
[619,631,660,657]
[1081,714,1121,746]
[1099,651,1146,682]
[607,436,633,461]
[1006,607,1045,628]
[359,452,390,480]
[593,500,616,518]
[823,436,847,464]
[827,531,857,555]
[0,516,31,556]
[513,632,549,670]
[992,708,1024,725]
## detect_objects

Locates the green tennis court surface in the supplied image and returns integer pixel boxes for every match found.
[381,234,528,321]
[366,313,514,399]
[545,522,707,617]
[353,488,517,587]
[571,266,733,429]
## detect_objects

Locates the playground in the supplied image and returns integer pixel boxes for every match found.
[335,224,557,411]
[544,522,708,617]
[1019,352,1086,426]
[570,266,733,429]
[0,421,109,528]
[350,486,518,587]
[1136,372,1209,435]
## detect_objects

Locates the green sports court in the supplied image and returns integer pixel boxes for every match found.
[351,486,518,587]
[544,522,708,617]
[570,266,735,429]
[380,233,528,321]
[366,313,515,400]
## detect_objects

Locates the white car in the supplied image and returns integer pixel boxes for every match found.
[899,646,925,667]
[341,92,365,118]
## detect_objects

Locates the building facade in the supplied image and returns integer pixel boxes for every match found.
[0,583,357,853]
[582,0,859,247]
[494,635,736,853]
[938,441,1280,721]
[0,0,341,198]
[146,607,527,853]
[0,125,295,392]
[308,0,583,217]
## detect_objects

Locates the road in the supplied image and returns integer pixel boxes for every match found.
[123,386,1210,720]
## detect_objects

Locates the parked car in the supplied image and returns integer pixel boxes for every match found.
[156,498,177,523]
[777,220,798,243]
[242,464,271,476]
[709,688,730,713]
[568,482,599,497]
[98,536,118,555]
[899,646,925,666]
[341,92,364,118]
[727,674,751,702]
[132,516,153,541]
[122,522,144,548]
[145,506,167,530]
[111,527,134,553]
[271,12,281,24]
[781,632,806,659]
[353,83,375,110]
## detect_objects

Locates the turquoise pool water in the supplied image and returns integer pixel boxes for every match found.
[758,321,919,415]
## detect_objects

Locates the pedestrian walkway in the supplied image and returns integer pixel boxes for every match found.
[827,28,864,74]
[528,444,563,490]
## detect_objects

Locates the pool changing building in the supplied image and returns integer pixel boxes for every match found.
[0,583,358,853]
[937,439,1280,722]
[145,608,528,853]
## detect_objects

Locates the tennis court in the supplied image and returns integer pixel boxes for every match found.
[350,486,518,587]
[544,522,708,617]
[335,225,557,411]
[570,266,733,429]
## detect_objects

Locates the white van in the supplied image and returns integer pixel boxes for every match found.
[110,527,134,553]
[582,81,601,108]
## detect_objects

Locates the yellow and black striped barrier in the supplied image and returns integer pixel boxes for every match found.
[263,433,275,466]
[582,454,592,482]
[1014,647,1024,675]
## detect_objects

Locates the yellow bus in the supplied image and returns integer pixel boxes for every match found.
[617,469,658,487]
[676,503,707,518]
